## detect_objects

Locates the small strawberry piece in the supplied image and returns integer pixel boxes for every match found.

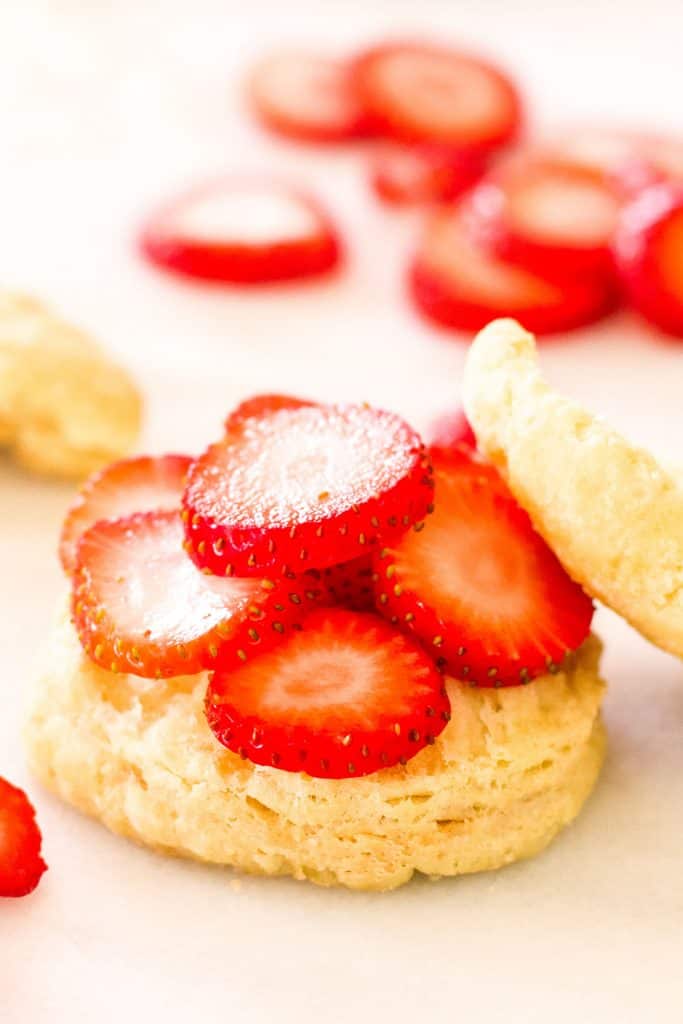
[140,179,341,285]
[613,183,683,337]
[373,449,594,686]
[410,205,618,336]
[305,555,376,612]
[370,143,486,205]
[206,608,450,778]
[464,155,621,277]
[224,393,313,432]
[0,778,47,898]
[428,408,476,456]
[59,454,192,574]
[352,42,522,152]
[183,402,433,576]
[72,510,321,678]
[248,52,371,143]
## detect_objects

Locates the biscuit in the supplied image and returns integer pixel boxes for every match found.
[0,291,141,479]
[464,318,683,660]
[26,606,606,891]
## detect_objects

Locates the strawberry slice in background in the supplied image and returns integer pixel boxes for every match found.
[463,153,621,278]
[224,393,314,432]
[140,179,341,284]
[613,182,683,337]
[410,205,618,336]
[370,143,487,205]
[0,778,47,898]
[248,51,372,143]
[183,402,433,577]
[373,449,594,686]
[60,454,192,574]
[352,42,522,153]
[427,407,477,456]
[72,510,322,678]
[206,608,450,778]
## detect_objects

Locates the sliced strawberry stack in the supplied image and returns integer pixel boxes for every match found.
[0,778,47,898]
[373,449,594,686]
[206,608,450,778]
[60,454,192,573]
[248,52,372,143]
[141,179,341,285]
[72,510,322,678]
[183,401,433,576]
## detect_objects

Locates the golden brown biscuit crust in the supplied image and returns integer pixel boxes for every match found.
[0,291,141,479]
[464,318,683,660]
[26,609,606,891]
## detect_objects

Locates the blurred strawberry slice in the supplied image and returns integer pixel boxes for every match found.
[427,408,476,455]
[410,205,617,337]
[248,51,371,143]
[464,154,620,277]
[140,179,341,284]
[370,143,486,205]
[613,182,683,338]
[352,42,522,152]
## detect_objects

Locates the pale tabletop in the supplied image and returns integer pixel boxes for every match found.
[1,2,682,1022]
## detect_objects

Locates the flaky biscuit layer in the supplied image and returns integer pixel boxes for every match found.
[0,291,141,479]
[464,318,683,660]
[26,608,605,891]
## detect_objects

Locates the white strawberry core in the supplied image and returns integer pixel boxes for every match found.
[511,177,617,246]
[256,54,354,126]
[167,186,319,246]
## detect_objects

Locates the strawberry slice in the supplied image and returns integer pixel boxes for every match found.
[613,182,683,337]
[0,778,47,897]
[248,51,371,143]
[410,205,618,336]
[427,408,476,456]
[72,510,322,678]
[352,42,522,152]
[373,449,594,686]
[206,608,450,778]
[224,393,313,432]
[305,555,376,612]
[370,143,486,205]
[464,154,621,277]
[183,402,433,577]
[59,454,192,574]
[140,179,341,285]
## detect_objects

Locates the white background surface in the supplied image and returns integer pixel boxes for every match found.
[1,1,682,1020]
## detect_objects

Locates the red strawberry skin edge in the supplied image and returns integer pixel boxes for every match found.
[0,778,47,898]
[182,448,435,577]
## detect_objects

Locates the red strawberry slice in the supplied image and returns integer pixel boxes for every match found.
[183,402,433,577]
[464,154,621,277]
[370,143,486,205]
[613,182,683,337]
[373,449,594,686]
[410,205,618,336]
[0,778,47,898]
[352,42,522,152]
[59,454,192,574]
[427,408,476,456]
[206,608,450,778]
[248,51,372,143]
[140,179,341,285]
[224,393,313,432]
[72,510,322,679]
[305,555,376,612]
